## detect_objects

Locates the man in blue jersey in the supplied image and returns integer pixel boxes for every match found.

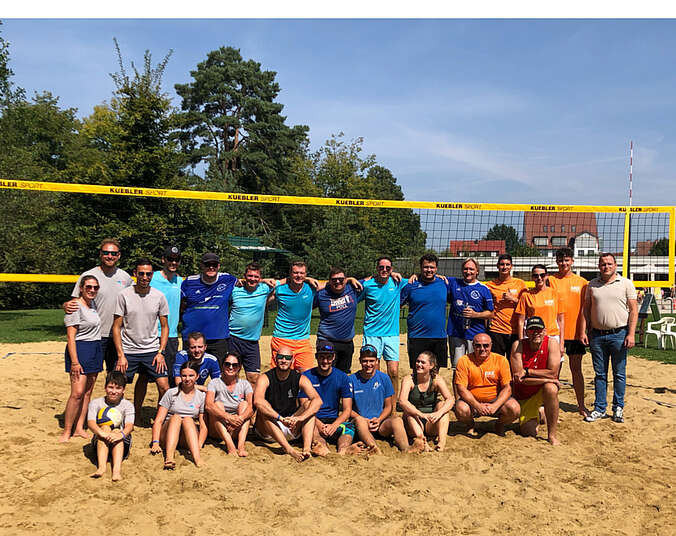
[180,252,237,366]
[400,253,450,371]
[172,331,220,391]
[350,345,411,453]
[268,261,318,372]
[314,266,364,374]
[360,256,408,396]
[299,342,362,456]
[447,258,494,369]
[229,262,275,388]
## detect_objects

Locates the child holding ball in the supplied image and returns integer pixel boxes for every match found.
[86,371,135,481]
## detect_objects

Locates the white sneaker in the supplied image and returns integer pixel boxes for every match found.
[584,410,606,422]
[612,407,624,423]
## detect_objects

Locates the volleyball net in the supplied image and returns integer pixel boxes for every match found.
[0,179,674,290]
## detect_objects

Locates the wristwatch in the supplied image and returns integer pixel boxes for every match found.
[524,367,530,378]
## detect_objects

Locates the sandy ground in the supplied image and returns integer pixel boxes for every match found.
[0,335,675,536]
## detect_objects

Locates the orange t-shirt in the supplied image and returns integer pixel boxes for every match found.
[515,286,563,337]
[549,273,588,340]
[486,277,527,335]
[454,352,511,402]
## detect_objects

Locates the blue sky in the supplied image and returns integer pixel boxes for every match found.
[3,19,676,206]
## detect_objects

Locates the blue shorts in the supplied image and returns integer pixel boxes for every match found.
[65,340,103,374]
[228,335,261,373]
[124,352,168,382]
[362,335,400,362]
[319,417,356,440]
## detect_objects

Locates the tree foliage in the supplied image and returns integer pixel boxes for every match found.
[649,237,669,256]
[483,223,541,257]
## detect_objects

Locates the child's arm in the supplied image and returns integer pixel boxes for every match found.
[197,413,207,448]
[87,419,110,441]
[150,406,168,453]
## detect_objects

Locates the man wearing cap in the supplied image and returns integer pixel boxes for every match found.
[299,342,362,456]
[65,238,133,372]
[349,345,411,453]
[580,253,638,424]
[510,316,562,446]
[253,345,322,462]
[180,252,237,366]
[454,332,519,436]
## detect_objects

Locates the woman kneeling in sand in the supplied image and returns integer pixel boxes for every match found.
[150,361,207,469]
[205,352,253,457]
[398,351,454,452]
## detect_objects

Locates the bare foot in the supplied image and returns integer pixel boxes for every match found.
[163,460,176,470]
[343,442,367,455]
[89,469,105,478]
[111,471,122,481]
[365,444,382,455]
[435,443,446,452]
[194,459,204,468]
[57,433,71,443]
[227,450,239,457]
[311,439,330,457]
[289,449,309,462]
[548,436,561,446]
[423,441,433,452]
[408,437,426,453]
[467,427,479,437]
[495,422,506,437]
[237,447,248,457]
[72,430,91,440]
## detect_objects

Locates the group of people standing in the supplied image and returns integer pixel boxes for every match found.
[59,238,638,476]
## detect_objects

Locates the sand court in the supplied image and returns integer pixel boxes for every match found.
[1,335,674,535]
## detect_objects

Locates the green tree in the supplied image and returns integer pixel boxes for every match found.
[484,224,520,254]
[649,237,669,256]
[0,21,24,108]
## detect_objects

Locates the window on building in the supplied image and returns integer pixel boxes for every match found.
[533,237,548,247]
[561,225,565,232]
[550,225,555,232]
[551,236,567,247]
[543,225,547,232]
[571,225,576,232]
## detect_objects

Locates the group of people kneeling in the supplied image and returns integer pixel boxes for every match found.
[88,314,560,479]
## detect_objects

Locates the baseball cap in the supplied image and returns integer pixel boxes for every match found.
[525,316,546,331]
[201,252,219,264]
[316,341,335,354]
[163,245,181,258]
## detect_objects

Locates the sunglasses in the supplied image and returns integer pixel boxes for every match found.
[532,273,547,279]
[526,327,544,333]
[101,250,120,257]
[330,277,345,283]
[166,257,181,263]
[84,285,99,290]
[475,343,491,349]
[276,354,293,361]
[361,344,378,354]
[377,265,392,271]
[136,271,153,277]
[223,362,240,369]
[204,262,219,269]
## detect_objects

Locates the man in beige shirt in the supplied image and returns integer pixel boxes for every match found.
[579,253,637,424]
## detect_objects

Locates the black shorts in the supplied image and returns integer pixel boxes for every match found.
[100,337,119,373]
[488,331,519,359]
[91,432,132,460]
[196,338,228,367]
[407,338,448,370]
[164,337,179,387]
[320,339,355,374]
[564,339,586,356]
[228,335,261,373]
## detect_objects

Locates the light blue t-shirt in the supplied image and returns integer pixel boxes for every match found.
[273,282,317,339]
[150,271,183,338]
[349,370,394,420]
[360,277,407,337]
[229,283,272,341]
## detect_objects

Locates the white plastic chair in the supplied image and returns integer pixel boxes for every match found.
[662,320,676,350]
[644,317,675,349]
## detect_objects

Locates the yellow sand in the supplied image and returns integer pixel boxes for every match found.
[0,336,674,535]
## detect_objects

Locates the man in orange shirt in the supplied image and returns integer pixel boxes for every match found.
[486,254,526,359]
[548,248,589,417]
[515,265,565,355]
[454,333,520,436]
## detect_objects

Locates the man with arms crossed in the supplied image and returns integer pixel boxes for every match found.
[253,345,322,462]
[486,254,526,359]
[400,253,450,372]
[548,247,589,417]
[510,316,561,446]
[454,333,519,436]
[299,342,362,456]
[112,258,170,419]
[229,262,275,388]
[580,253,638,424]
[180,252,237,365]
[360,256,407,396]
[349,345,411,453]
[66,238,133,372]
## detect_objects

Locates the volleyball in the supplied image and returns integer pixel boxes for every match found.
[96,406,123,428]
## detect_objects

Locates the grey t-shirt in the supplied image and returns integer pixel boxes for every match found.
[64,301,101,341]
[159,387,206,418]
[114,287,169,354]
[72,267,133,337]
[207,378,253,413]
[87,396,135,427]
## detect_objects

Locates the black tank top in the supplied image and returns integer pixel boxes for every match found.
[408,374,438,414]
[265,369,301,417]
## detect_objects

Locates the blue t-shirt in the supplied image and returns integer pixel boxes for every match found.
[180,273,237,340]
[349,370,394,420]
[400,277,450,339]
[150,271,183,338]
[298,367,352,420]
[229,283,272,341]
[273,282,317,339]
[446,278,494,339]
[314,285,363,341]
[172,350,221,385]
[360,277,407,337]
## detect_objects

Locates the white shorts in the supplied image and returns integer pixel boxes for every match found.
[448,337,473,368]
[256,420,301,442]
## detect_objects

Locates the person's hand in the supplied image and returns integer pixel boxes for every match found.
[501,292,518,304]
[578,332,589,346]
[282,416,300,433]
[391,271,402,283]
[512,371,522,384]
[462,307,475,318]
[305,277,320,290]
[346,277,363,292]
[367,417,380,432]
[98,429,111,442]
[150,442,162,454]
[625,334,635,349]
[322,422,339,438]
[63,299,79,314]
[262,278,276,289]
[427,411,440,424]
[408,273,418,284]
[153,353,167,373]
[235,279,244,287]
[70,362,83,381]
[116,356,128,373]
[108,429,124,445]
[229,415,244,428]
[484,403,497,416]
[436,274,449,284]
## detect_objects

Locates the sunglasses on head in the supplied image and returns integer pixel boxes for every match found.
[361,344,378,354]
[276,354,293,361]
[101,250,120,257]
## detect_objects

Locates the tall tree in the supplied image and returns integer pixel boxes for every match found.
[0,21,24,109]
[649,237,669,256]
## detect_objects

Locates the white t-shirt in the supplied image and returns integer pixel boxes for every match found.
[72,267,132,337]
[64,301,101,341]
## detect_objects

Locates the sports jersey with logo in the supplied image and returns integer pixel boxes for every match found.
[180,273,237,340]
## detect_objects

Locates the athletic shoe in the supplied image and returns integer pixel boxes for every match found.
[612,407,624,423]
[584,410,607,422]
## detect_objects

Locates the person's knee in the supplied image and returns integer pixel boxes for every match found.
[543,383,559,398]
[520,419,538,437]
[454,401,471,420]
